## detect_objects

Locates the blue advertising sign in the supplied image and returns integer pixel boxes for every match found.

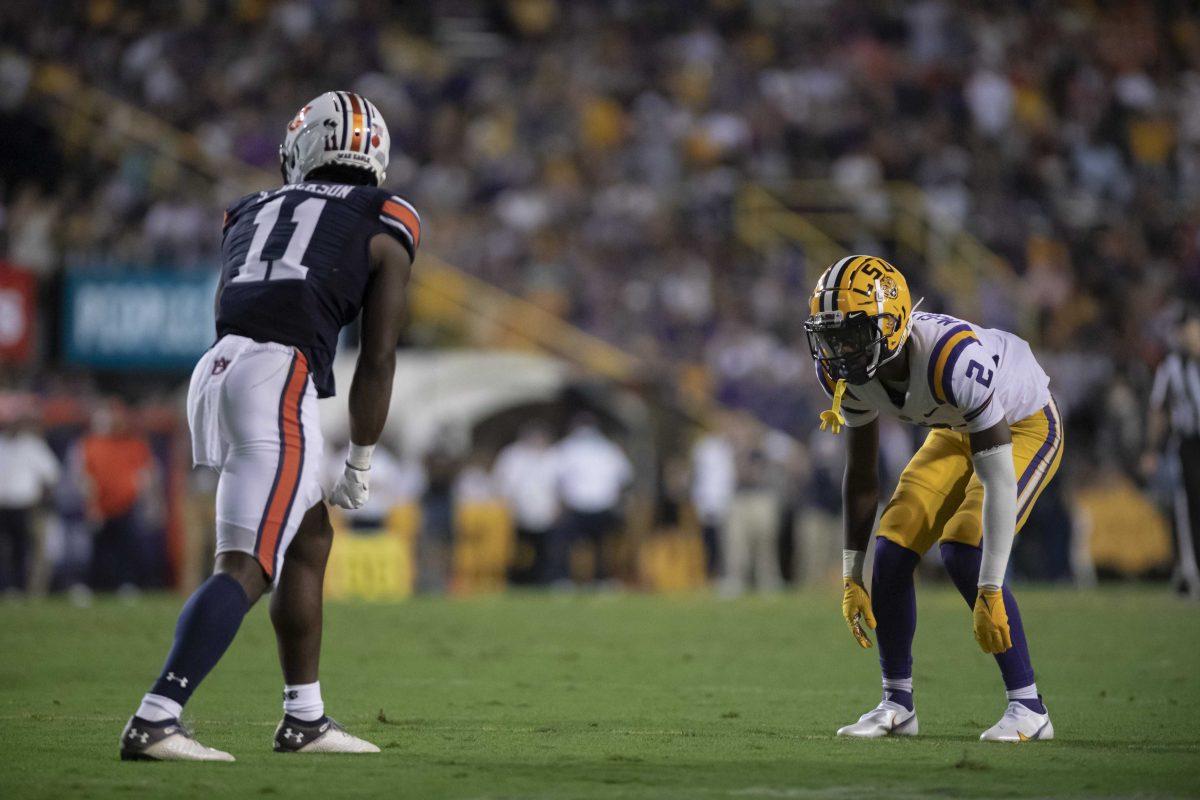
[63,270,218,368]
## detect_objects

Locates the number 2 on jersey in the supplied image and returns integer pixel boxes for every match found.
[965,359,994,387]
[231,196,325,283]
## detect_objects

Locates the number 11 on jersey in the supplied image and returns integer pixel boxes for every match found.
[231,196,326,283]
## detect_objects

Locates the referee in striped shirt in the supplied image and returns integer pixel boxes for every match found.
[1143,307,1200,600]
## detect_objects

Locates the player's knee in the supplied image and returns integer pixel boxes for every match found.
[940,512,981,549]
[876,495,927,554]
[288,504,333,568]
[214,551,269,603]
[872,537,920,586]
[938,541,982,601]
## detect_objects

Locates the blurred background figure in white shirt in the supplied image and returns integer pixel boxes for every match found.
[493,422,560,586]
[721,423,783,597]
[0,411,61,595]
[552,413,633,587]
[690,418,736,581]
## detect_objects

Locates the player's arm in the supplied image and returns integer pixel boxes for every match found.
[938,338,1019,654]
[841,417,880,648]
[327,233,412,510]
[348,233,411,447]
[968,418,1017,654]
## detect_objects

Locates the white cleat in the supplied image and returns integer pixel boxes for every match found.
[120,716,235,762]
[274,716,381,753]
[980,700,1054,742]
[836,700,919,738]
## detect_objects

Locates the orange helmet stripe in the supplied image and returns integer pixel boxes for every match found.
[347,93,364,153]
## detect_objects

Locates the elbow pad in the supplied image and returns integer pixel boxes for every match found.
[971,443,1017,588]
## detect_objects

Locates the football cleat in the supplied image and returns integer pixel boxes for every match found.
[980,700,1054,742]
[273,715,380,754]
[836,700,919,738]
[119,716,235,762]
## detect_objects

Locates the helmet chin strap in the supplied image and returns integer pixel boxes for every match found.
[871,296,924,375]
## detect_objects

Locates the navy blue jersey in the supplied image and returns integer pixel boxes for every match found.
[215,182,420,397]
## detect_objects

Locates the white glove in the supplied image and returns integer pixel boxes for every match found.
[327,444,373,510]
[327,463,369,509]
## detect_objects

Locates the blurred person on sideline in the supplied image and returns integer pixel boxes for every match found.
[690,417,736,580]
[493,422,560,585]
[1142,306,1200,599]
[552,413,633,586]
[721,425,783,596]
[762,429,809,585]
[78,401,154,594]
[417,431,462,594]
[0,410,60,594]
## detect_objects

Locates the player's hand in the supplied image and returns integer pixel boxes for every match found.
[327,463,370,510]
[973,587,1013,654]
[842,578,876,649]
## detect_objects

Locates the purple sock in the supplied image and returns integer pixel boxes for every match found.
[871,538,921,685]
[148,572,250,706]
[883,688,914,711]
[1015,697,1047,714]
[939,541,1036,692]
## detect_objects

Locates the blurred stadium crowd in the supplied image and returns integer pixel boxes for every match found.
[0,0,1197,596]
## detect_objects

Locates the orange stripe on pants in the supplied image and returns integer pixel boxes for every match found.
[255,351,309,576]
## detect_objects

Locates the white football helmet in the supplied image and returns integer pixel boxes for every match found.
[279,91,390,186]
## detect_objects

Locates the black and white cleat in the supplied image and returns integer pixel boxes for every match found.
[119,716,235,761]
[273,715,380,754]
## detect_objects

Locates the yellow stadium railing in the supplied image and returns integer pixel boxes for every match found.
[733,184,845,286]
[29,62,640,383]
[735,180,1035,342]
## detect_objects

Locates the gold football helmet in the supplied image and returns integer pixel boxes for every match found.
[804,255,914,385]
[804,255,916,433]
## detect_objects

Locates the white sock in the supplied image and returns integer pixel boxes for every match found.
[136,693,182,722]
[882,677,913,693]
[283,681,324,722]
[1007,682,1038,701]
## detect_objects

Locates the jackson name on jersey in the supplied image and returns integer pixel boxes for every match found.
[815,311,1051,433]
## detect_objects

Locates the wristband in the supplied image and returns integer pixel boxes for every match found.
[842,549,866,582]
[347,443,375,471]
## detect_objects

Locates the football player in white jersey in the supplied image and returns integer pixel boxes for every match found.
[804,255,1062,742]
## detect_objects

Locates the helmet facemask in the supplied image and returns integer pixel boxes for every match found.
[805,309,901,385]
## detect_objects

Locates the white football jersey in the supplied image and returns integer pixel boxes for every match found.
[815,312,1051,433]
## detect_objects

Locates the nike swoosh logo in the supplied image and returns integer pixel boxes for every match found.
[1018,731,1030,742]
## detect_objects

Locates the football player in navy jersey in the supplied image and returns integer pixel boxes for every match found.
[120,92,419,760]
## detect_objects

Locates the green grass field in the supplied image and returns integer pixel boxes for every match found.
[1,587,1197,799]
